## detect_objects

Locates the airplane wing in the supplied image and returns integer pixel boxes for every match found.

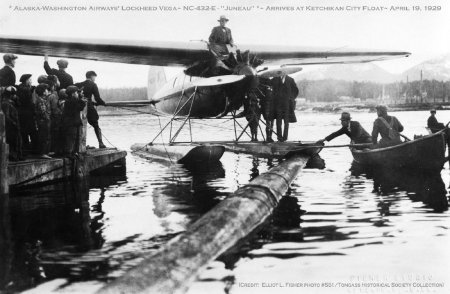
[0,35,410,67]
[0,35,211,67]
[244,44,410,65]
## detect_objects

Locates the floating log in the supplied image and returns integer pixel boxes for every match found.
[97,152,312,294]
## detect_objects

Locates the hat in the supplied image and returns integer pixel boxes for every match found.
[19,74,32,83]
[37,75,49,84]
[86,71,97,78]
[66,85,80,96]
[35,83,49,96]
[339,112,351,121]
[218,15,229,22]
[3,53,18,64]
[375,105,388,112]
[57,59,69,68]
[430,108,436,113]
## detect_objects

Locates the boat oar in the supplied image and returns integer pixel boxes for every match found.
[297,143,373,149]
[400,134,412,142]
[284,142,373,158]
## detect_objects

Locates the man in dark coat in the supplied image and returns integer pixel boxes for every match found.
[16,74,38,152]
[0,54,18,96]
[271,73,299,142]
[260,80,276,142]
[317,112,372,147]
[372,105,404,147]
[1,88,22,161]
[43,54,73,89]
[75,71,107,148]
[427,109,445,133]
[62,86,86,155]
[209,15,234,56]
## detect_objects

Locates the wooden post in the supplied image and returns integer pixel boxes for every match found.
[97,154,311,294]
[78,105,87,154]
[0,111,9,196]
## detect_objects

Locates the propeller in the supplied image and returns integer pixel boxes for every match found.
[258,66,303,78]
[190,75,246,87]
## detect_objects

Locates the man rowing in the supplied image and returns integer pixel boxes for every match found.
[371,105,404,147]
[317,112,372,147]
[427,109,445,133]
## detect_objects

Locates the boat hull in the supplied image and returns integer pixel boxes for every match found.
[351,132,446,170]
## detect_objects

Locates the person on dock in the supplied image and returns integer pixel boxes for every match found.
[272,72,299,142]
[316,112,372,147]
[427,109,445,133]
[61,86,86,155]
[0,54,18,97]
[43,55,73,89]
[1,87,23,161]
[260,80,275,143]
[34,83,52,159]
[75,71,107,148]
[245,93,261,142]
[371,105,404,147]
[16,74,38,153]
[47,76,64,154]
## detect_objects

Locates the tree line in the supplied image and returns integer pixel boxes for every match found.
[99,87,147,102]
[296,79,450,103]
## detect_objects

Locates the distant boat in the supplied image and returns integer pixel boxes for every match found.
[351,131,446,170]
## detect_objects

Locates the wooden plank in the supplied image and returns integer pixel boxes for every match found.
[97,154,310,294]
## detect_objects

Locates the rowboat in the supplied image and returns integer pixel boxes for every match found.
[351,131,447,170]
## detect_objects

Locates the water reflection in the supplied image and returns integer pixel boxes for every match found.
[351,162,449,212]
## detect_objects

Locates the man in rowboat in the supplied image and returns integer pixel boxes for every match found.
[316,112,372,146]
[427,109,445,133]
[371,105,404,147]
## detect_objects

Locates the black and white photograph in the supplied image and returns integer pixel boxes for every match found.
[0,0,449,293]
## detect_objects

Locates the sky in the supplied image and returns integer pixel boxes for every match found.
[1,0,449,87]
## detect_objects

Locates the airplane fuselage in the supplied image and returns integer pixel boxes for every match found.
[150,71,246,118]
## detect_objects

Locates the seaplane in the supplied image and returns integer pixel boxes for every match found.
[0,35,410,165]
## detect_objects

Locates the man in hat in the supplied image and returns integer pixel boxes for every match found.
[0,54,18,95]
[209,15,234,46]
[43,54,73,89]
[75,71,107,148]
[427,109,445,133]
[317,112,372,146]
[61,86,86,155]
[209,15,234,56]
[372,105,404,147]
[271,72,299,142]
[16,74,38,153]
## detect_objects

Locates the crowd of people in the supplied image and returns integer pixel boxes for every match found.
[0,53,107,161]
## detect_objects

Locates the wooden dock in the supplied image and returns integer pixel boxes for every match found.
[0,109,127,192]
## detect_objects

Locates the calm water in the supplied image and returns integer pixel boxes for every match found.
[1,109,449,294]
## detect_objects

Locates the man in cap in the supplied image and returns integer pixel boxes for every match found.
[427,109,445,133]
[61,86,86,155]
[372,105,404,147]
[75,71,107,148]
[16,74,38,153]
[271,72,299,142]
[0,54,18,96]
[44,54,73,89]
[317,112,372,147]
